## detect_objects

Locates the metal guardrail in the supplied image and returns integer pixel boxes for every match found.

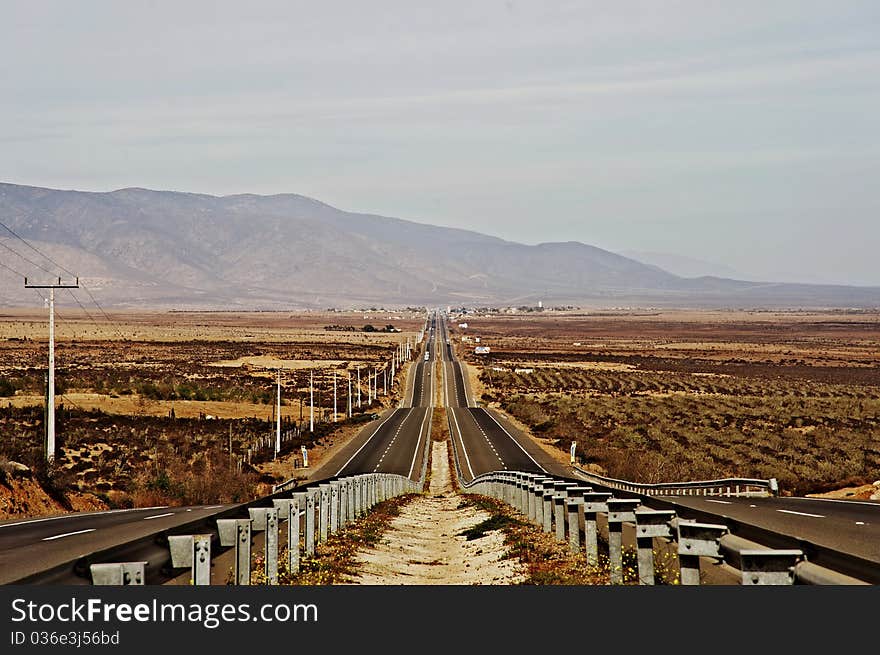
[572,465,778,498]
[457,470,871,585]
[89,472,420,586]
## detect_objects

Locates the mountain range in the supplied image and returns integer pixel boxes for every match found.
[1,182,878,309]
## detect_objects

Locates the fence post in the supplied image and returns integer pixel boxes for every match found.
[676,521,728,585]
[634,509,675,585]
[607,499,640,584]
[581,491,612,566]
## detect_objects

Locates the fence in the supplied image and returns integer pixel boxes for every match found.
[460,470,869,585]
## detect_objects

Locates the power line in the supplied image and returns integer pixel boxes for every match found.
[0,218,127,340]
[0,258,26,278]
[64,288,103,330]
[0,219,73,277]
[77,284,127,340]
[0,239,58,277]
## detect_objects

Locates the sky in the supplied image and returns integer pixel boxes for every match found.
[1,1,878,285]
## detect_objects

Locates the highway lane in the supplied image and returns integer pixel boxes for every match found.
[333,406,431,478]
[0,504,234,584]
[652,493,880,566]
[439,315,567,482]
[318,318,436,480]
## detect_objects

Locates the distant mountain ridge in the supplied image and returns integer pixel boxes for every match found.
[0,182,878,308]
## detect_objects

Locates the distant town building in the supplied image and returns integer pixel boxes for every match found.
[458,322,468,328]
[475,346,491,355]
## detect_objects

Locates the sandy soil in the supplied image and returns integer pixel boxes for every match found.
[349,440,524,585]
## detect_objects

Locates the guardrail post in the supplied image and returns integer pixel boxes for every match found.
[168,534,212,585]
[634,510,675,585]
[676,521,728,585]
[346,478,358,522]
[532,479,545,526]
[330,483,340,534]
[552,482,576,541]
[338,481,348,527]
[248,503,278,585]
[290,494,304,573]
[218,518,253,585]
[740,549,803,585]
[527,478,537,522]
[266,508,279,583]
[352,477,361,517]
[305,491,316,556]
[607,499,640,584]
[89,562,147,586]
[542,486,554,533]
[581,492,612,566]
[566,496,583,553]
[318,484,330,542]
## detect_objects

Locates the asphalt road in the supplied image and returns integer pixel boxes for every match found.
[0,504,235,584]
[316,316,436,480]
[652,492,880,567]
[439,317,567,482]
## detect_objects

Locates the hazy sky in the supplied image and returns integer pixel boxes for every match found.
[2,1,878,285]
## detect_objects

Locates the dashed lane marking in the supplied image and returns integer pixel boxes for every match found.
[42,528,95,541]
[143,512,176,520]
[776,509,825,518]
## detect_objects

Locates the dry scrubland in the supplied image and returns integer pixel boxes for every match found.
[0,309,423,514]
[453,310,880,496]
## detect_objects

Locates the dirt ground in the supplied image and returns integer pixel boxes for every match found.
[349,440,524,585]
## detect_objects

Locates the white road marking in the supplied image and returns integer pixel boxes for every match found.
[407,406,431,479]
[749,504,757,508]
[479,409,546,473]
[449,408,475,479]
[335,408,401,476]
[42,528,95,541]
[0,506,168,530]
[204,505,225,509]
[143,512,175,520]
[373,408,419,472]
[798,497,880,508]
[856,521,866,525]
[704,499,732,505]
[777,509,825,518]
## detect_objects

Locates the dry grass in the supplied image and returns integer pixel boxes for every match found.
[458,310,880,496]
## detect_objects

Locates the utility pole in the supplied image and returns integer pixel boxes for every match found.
[25,276,78,464]
[383,368,387,395]
[333,370,337,422]
[275,368,282,459]
[309,370,314,432]
[357,366,361,408]
[347,371,352,418]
